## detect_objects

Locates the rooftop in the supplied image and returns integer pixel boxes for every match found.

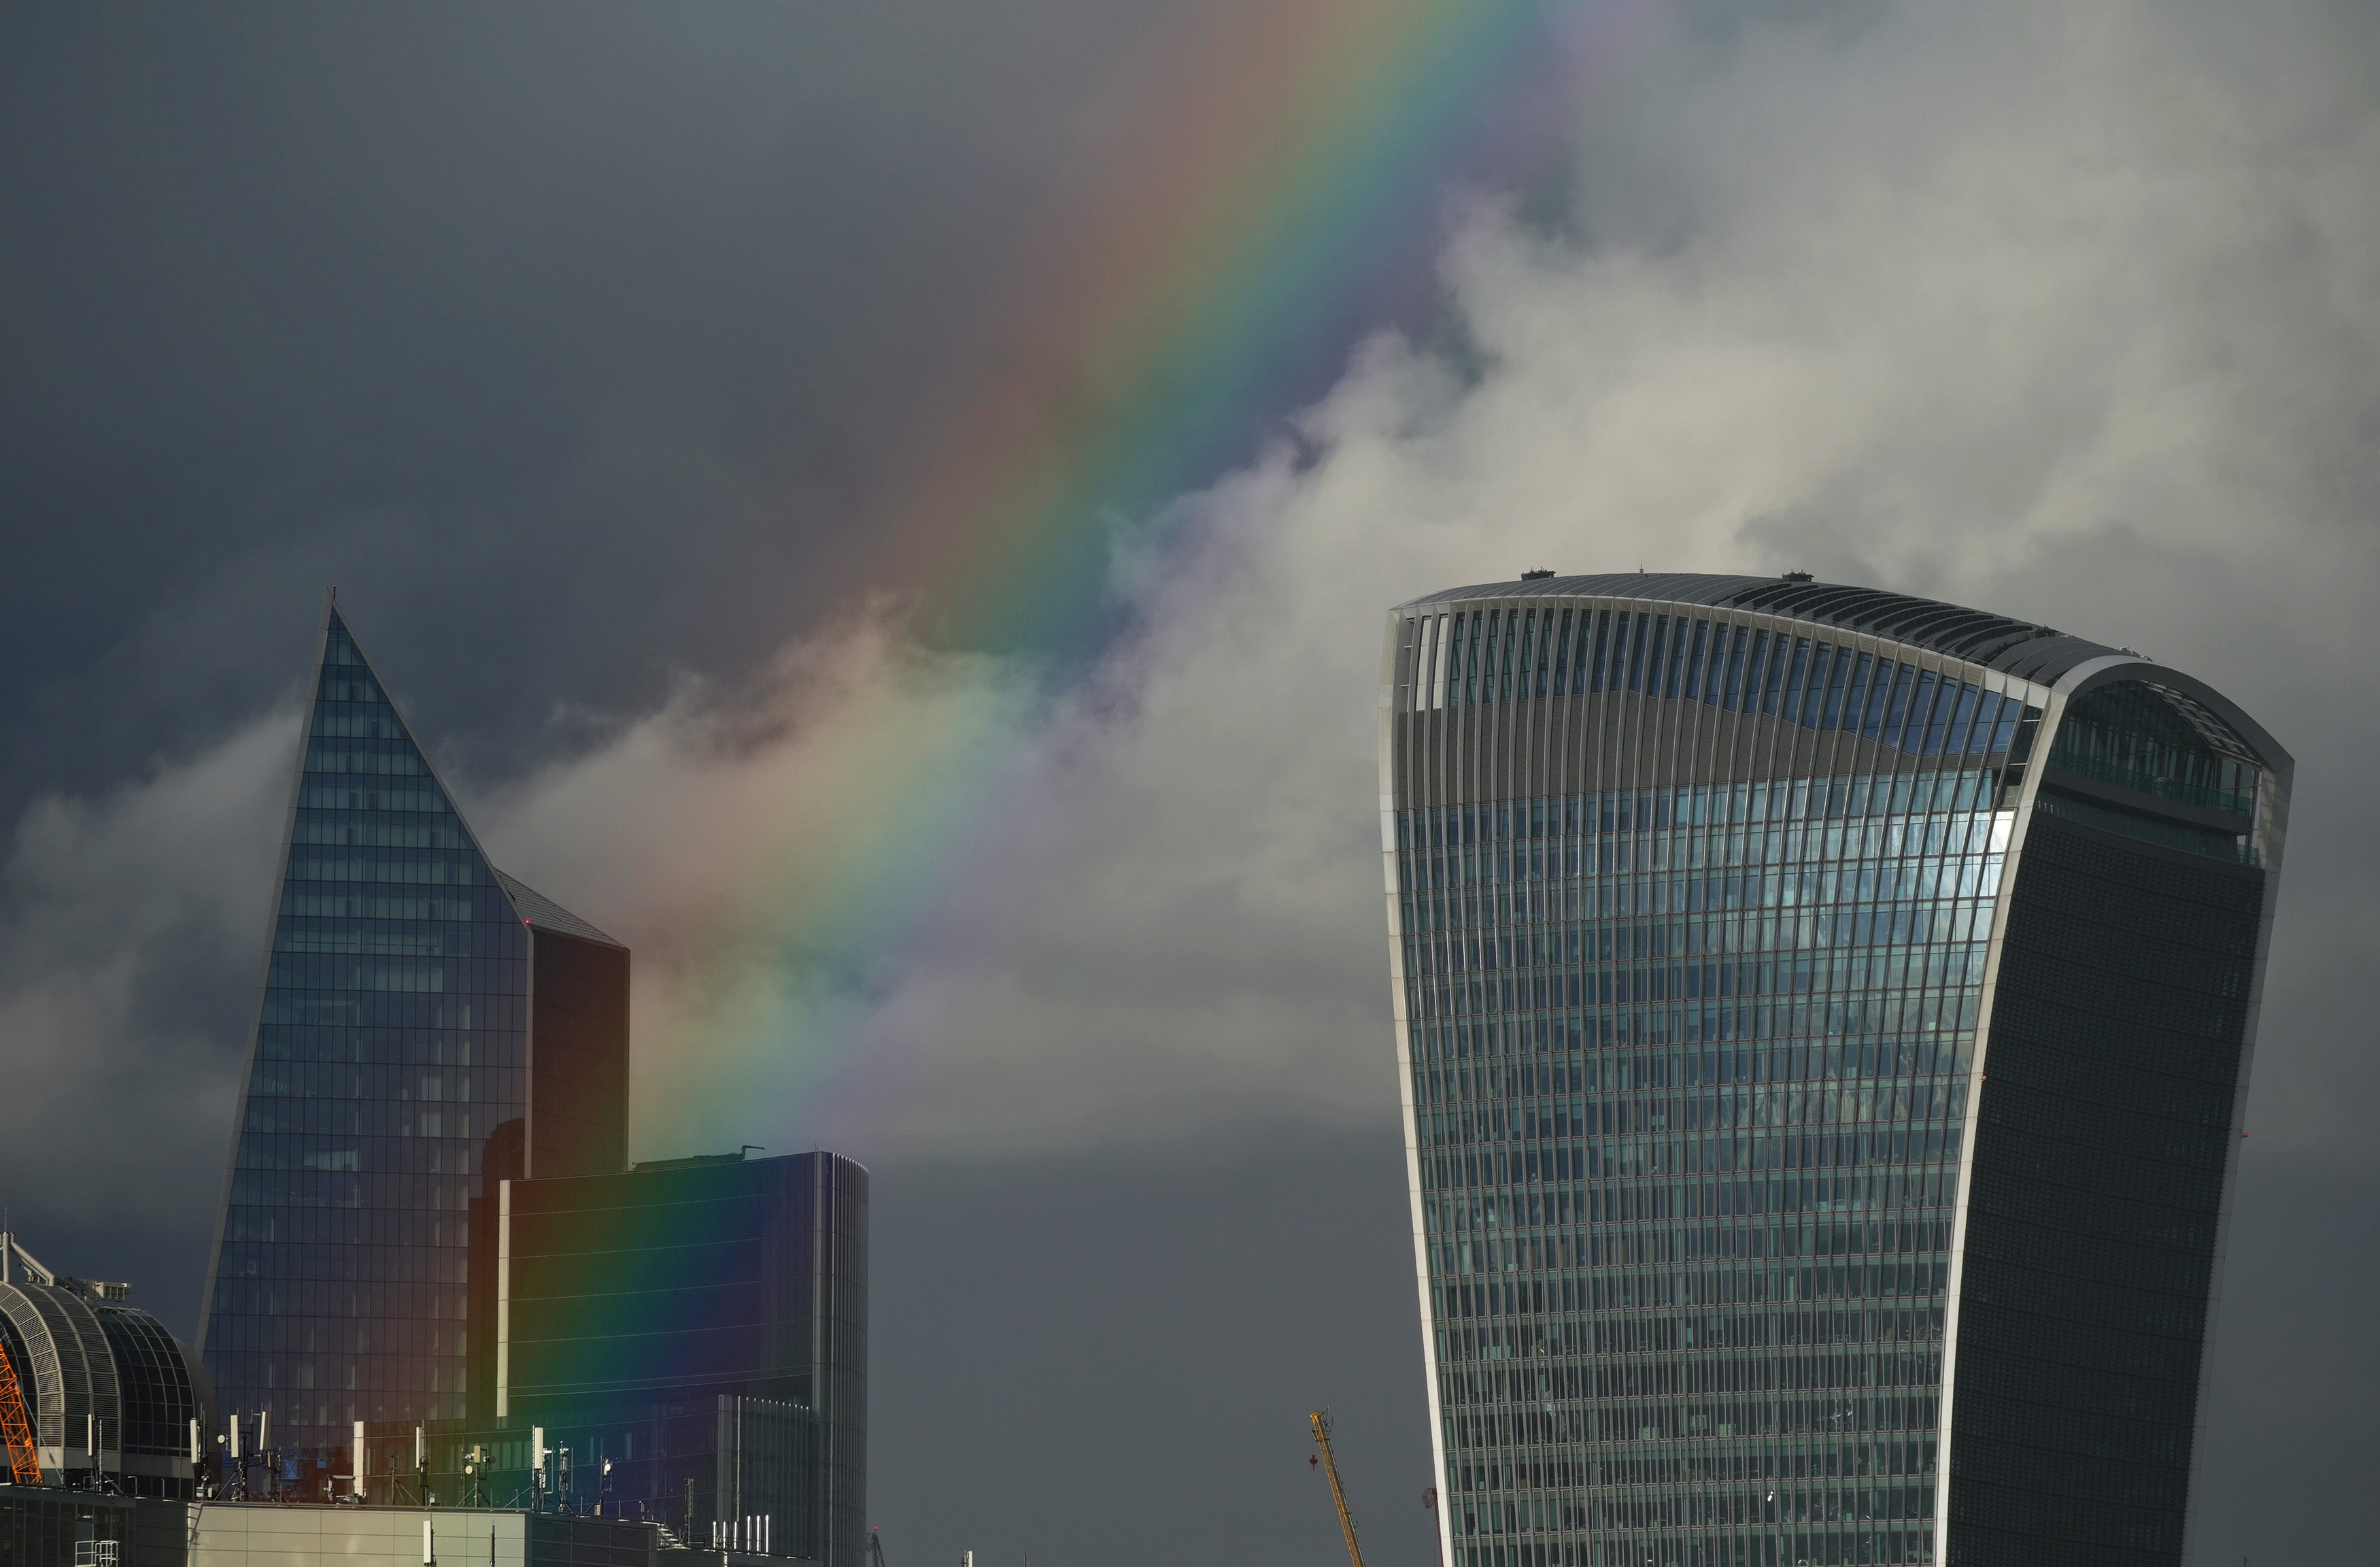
[1398,571,2126,685]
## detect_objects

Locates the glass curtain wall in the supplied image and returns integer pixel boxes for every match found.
[203,607,530,1458]
[1399,766,2002,1567]
[1388,586,2285,1567]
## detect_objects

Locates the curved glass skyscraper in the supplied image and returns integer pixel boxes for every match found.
[1377,574,2288,1567]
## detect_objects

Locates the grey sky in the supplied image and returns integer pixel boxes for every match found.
[1,1,2375,1563]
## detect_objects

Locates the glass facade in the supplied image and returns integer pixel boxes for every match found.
[201,604,626,1466]
[95,1301,208,1476]
[1379,577,2289,1567]
[469,1150,868,1567]
[1946,818,2264,1566]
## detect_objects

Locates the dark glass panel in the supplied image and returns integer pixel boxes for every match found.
[1630,616,1658,694]
[1595,613,1625,694]
[1722,627,1750,709]
[1950,815,2262,1566]
[1880,665,1920,747]
[1967,692,2003,754]
[1818,644,1852,730]
[2049,681,2259,816]
[1736,630,1769,712]
[1758,631,1791,715]
[1779,637,1813,722]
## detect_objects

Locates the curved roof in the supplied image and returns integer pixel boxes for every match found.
[0,1280,120,1453]
[1398,572,2122,685]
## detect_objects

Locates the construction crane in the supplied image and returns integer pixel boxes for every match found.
[1309,1410,1365,1567]
[869,1528,890,1567]
[0,1341,38,1484]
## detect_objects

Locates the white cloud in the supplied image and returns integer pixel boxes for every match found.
[475,0,2380,1164]
[6,0,2373,1181]
[800,0,2380,1156]
[0,711,296,1230]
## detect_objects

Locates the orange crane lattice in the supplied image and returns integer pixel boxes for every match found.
[1309,1410,1365,1567]
[0,1341,40,1485]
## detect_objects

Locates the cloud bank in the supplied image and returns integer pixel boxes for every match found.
[5,0,2375,1196]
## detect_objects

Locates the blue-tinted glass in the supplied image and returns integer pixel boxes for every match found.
[1943,685,1979,756]
[1739,633,1769,711]
[1780,638,1812,721]
[202,609,528,1457]
[1399,764,1997,1567]
[1815,645,1848,730]
[1840,653,1874,733]
[1882,667,1922,747]
[2048,681,2258,815]
[1916,677,1955,756]
[1967,692,2003,754]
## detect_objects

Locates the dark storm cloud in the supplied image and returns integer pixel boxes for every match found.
[0,0,1242,1436]
[0,0,1179,798]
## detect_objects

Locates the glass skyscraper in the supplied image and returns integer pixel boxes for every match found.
[1377,574,2288,1567]
[471,1149,869,1565]
[200,599,629,1464]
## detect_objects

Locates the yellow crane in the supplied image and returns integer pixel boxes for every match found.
[1309,1410,1365,1567]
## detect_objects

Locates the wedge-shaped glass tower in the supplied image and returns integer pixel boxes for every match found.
[201,601,628,1460]
[1378,574,2289,1567]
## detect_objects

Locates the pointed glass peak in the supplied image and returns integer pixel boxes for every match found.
[308,609,617,945]
[301,607,471,826]
[208,601,532,1447]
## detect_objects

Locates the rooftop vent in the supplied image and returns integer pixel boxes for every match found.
[1520,569,1556,581]
[1780,570,1814,583]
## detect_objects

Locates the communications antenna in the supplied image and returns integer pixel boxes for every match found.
[1308,1410,1365,1567]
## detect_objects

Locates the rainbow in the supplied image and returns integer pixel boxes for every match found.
[641,0,1646,1148]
